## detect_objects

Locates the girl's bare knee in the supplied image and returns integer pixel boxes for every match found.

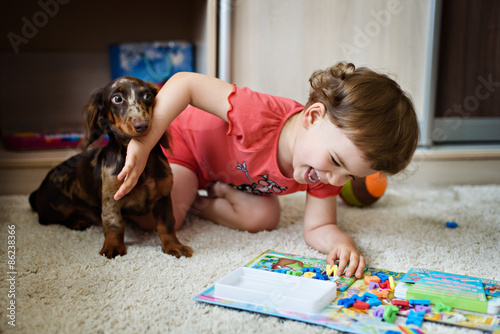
[196,182,281,232]
[240,197,281,233]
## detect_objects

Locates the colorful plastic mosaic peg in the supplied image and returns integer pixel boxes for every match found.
[367,298,382,307]
[312,274,329,280]
[369,289,389,299]
[435,302,453,312]
[406,310,425,327]
[389,276,395,291]
[375,273,389,282]
[303,272,316,278]
[379,281,390,289]
[446,221,458,228]
[364,276,381,285]
[391,300,410,307]
[286,270,302,276]
[383,305,399,323]
[302,267,322,274]
[326,264,338,276]
[409,299,431,306]
[362,292,379,300]
[338,298,355,308]
[372,307,385,318]
[326,264,334,276]
[415,305,432,313]
[353,300,370,309]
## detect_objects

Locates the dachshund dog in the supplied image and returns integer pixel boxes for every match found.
[29,76,193,259]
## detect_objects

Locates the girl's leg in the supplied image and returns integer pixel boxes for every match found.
[193,182,281,233]
[170,164,199,231]
[133,171,281,233]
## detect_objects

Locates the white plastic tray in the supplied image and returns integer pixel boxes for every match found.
[214,267,337,314]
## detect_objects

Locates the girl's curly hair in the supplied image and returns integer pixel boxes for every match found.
[305,62,419,175]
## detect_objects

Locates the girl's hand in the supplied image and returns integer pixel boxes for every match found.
[326,241,366,279]
[303,194,366,279]
[114,139,149,200]
[112,73,233,201]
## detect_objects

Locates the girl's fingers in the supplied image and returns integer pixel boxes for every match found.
[355,255,366,278]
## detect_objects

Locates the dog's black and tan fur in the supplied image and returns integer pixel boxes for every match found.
[29,76,192,259]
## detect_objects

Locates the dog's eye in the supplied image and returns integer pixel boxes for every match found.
[112,95,123,104]
[143,93,153,101]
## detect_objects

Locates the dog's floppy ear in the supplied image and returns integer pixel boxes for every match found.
[147,82,160,97]
[146,82,168,148]
[81,87,106,150]
[159,130,171,151]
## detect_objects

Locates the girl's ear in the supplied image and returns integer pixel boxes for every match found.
[302,102,327,129]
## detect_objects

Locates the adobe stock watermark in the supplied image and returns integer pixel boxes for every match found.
[6,0,71,54]
[6,225,17,327]
[431,74,500,143]
[340,0,403,58]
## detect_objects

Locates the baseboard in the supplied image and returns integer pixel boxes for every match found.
[395,159,500,186]
[414,144,500,161]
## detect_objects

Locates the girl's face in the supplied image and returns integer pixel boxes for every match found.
[292,103,377,187]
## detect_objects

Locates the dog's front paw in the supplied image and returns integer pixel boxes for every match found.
[163,243,193,258]
[99,242,127,259]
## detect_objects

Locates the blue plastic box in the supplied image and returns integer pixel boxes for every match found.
[109,41,193,85]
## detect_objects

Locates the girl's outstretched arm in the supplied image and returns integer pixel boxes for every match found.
[114,72,233,200]
[302,193,366,278]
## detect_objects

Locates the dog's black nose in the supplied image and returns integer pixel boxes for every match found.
[133,120,149,133]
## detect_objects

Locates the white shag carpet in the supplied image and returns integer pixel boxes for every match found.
[1,184,499,334]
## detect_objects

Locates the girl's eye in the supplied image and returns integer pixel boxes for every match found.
[112,95,123,104]
[330,156,340,167]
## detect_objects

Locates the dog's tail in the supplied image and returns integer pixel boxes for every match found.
[29,190,38,212]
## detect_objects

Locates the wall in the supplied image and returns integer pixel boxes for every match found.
[230,0,433,126]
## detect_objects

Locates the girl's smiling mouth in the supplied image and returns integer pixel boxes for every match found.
[305,167,320,184]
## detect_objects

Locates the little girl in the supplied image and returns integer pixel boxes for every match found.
[114,62,419,278]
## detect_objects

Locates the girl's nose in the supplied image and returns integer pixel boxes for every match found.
[326,172,350,187]
[326,172,339,186]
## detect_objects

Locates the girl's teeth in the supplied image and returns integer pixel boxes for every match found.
[308,168,320,183]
